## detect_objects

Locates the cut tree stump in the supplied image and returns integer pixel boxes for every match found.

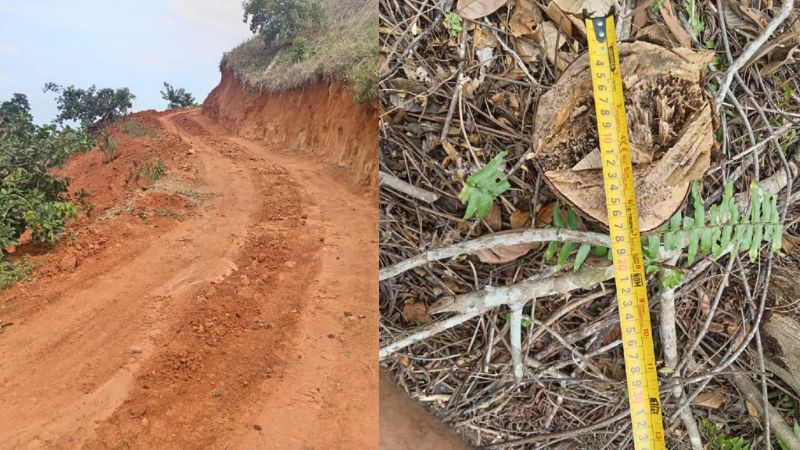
[529,41,716,232]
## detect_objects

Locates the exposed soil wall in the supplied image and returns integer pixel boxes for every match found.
[203,69,376,189]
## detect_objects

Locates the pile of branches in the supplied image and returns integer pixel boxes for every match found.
[379,0,800,448]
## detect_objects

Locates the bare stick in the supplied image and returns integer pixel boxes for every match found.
[509,306,524,383]
[379,264,614,358]
[379,171,440,203]
[714,0,795,109]
[380,228,610,280]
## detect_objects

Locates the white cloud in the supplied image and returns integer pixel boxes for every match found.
[0,42,20,54]
[165,0,251,36]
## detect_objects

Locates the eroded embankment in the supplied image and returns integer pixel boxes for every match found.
[204,68,377,189]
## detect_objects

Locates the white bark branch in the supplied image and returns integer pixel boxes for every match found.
[379,171,440,203]
[379,264,614,359]
[380,228,610,281]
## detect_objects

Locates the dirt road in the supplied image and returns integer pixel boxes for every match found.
[0,109,377,449]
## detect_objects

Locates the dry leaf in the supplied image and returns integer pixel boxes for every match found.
[474,243,534,263]
[694,391,725,409]
[537,21,568,70]
[457,0,508,20]
[510,210,532,229]
[535,202,555,227]
[402,299,432,324]
[550,0,615,15]
[509,1,541,37]
[484,203,502,231]
[761,45,797,75]
[473,25,498,48]
[659,0,692,47]
[637,24,673,47]
[515,37,542,64]
[745,401,759,420]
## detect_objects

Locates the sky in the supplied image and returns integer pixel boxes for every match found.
[0,0,253,123]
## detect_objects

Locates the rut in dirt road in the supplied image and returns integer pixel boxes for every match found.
[0,109,377,449]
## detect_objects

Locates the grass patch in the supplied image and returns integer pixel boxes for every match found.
[122,120,159,138]
[222,0,377,102]
[0,256,34,290]
[147,160,166,182]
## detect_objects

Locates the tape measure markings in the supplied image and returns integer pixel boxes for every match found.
[585,15,666,450]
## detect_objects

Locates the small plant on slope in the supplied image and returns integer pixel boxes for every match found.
[98,132,117,162]
[160,83,197,109]
[459,151,510,220]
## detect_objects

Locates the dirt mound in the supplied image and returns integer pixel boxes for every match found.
[203,69,377,189]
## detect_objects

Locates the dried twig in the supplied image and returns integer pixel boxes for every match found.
[380,171,440,203]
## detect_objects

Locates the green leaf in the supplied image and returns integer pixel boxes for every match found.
[688,229,700,266]
[692,181,705,227]
[749,225,763,261]
[567,207,577,229]
[664,230,676,251]
[720,224,733,252]
[741,224,754,250]
[459,151,511,220]
[557,242,575,267]
[771,223,783,252]
[574,243,591,271]
[660,268,683,289]
[545,241,559,261]
[594,246,608,257]
[553,200,563,227]
[647,235,660,259]
[670,211,682,231]
[750,181,761,224]
[645,263,660,275]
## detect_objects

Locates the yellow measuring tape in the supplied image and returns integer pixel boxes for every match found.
[585,14,665,449]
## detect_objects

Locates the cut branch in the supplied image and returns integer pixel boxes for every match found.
[380,228,610,280]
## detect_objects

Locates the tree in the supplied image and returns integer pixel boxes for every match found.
[0,94,92,250]
[43,83,135,130]
[160,82,198,109]
[242,0,324,46]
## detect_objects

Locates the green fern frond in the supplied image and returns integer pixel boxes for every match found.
[459,151,510,220]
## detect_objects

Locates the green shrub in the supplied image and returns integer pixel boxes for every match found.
[160,82,198,109]
[0,93,88,250]
[347,41,378,103]
[43,83,135,130]
[243,0,324,46]
[290,36,310,62]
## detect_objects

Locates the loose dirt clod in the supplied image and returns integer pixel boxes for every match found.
[530,41,716,231]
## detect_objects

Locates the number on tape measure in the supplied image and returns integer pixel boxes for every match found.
[585,14,665,450]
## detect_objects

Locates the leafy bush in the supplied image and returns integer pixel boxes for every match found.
[347,40,378,103]
[243,0,324,45]
[44,83,135,130]
[290,36,310,63]
[0,93,89,250]
[160,82,198,109]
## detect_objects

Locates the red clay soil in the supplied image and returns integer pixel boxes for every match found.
[204,68,377,189]
[0,78,378,449]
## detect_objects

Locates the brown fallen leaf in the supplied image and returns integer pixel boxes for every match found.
[694,391,725,409]
[483,203,503,231]
[537,21,570,70]
[658,0,692,47]
[761,45,797,76]
[509,0,541,37]
[457,0,508,20]
[402,298,432,324]
[474,242,534,264]
[510,210,532,229]
[543,1,573,36]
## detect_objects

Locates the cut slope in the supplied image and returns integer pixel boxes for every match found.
[204,68,377,188]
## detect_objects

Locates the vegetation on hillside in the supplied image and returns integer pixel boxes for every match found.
[161,82,198,109]
[224,0,377,102]
[0,93,92,252]
[43,83,135,130]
